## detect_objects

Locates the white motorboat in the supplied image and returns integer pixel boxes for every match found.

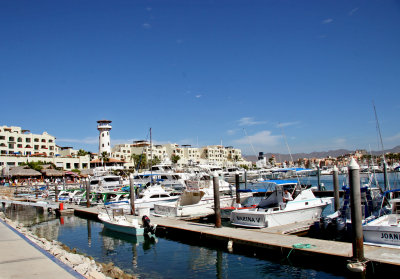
[153,183,252,218]
[363,199,400,247]
[107,183,180,213]
[230,183,332,228]
[89,173,126,192]
[98,210,156,236]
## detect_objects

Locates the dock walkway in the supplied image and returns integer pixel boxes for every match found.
[0,218,84,279]
[72,206,400,268]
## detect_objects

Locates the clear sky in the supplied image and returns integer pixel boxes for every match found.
[1,0,399,155]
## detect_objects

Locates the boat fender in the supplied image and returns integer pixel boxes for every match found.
[346,261,366,273]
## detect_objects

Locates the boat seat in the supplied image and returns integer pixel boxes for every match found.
[388,215,398,226]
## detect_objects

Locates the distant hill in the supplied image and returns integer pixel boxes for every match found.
[244,145,400,162]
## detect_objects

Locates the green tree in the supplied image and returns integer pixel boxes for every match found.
[171,154,180,164]
[100,152,110,163]
[131,153,147,170]
[77,149,88,156]
[150,156,161,166]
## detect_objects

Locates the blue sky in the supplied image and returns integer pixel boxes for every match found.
[1,0,400,155]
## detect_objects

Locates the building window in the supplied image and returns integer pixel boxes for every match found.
[9,137,15,142]
[42,139,46,142]
[102,144,104,147]
[66,163,71,169]
[17,137,22,142]
[34,138,39,142]
[26,138,31,142]
[0,136,4,140]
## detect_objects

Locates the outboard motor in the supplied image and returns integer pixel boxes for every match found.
[142,215,157,235]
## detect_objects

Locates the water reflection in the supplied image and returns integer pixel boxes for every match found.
[6,206,350,278]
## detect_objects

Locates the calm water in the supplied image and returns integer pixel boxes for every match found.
[3,172,399,278]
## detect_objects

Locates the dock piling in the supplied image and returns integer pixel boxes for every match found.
[86,178,91,208]
[235,172,240,204]
[55,181,59,203]
[212,172,222,228]
[317,166,321,191]
[348,158,365,272]
[333,166,340,212]
[129,174,135,215]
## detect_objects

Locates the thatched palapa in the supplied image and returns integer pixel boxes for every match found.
[9,166,42,177]
[41,169,64,177]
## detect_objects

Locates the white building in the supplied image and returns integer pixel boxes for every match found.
[97,120,112,156]
[0,125,56,157]
[0,125,90,171]
[111,141,249,168]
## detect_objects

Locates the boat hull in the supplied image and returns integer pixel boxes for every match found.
[363,215,400,246]
[230,204,326,228]
[99,214,145,236]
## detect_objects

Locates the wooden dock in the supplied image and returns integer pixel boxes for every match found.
[3,199,400,275]
[71,206,400,275]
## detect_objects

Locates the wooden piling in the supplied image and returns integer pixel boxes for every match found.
[130,174,135,215]
[86,178,91,208]
[332,166,340,212]
[317,166,321,191]
[235,172,240,204]
[213,172,222,228]
[348,158,364,262]
[54,181,59,203]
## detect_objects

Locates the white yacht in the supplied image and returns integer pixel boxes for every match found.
[108,183,180,213]
[230,182,332,228]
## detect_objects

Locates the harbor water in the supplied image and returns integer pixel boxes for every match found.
[3,172,399,278]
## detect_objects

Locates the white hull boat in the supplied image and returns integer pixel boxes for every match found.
[363,214,400,247]
[154,189,252,218]
[230,187,332,228]
[98,211,156,236]
[108,184,180,213]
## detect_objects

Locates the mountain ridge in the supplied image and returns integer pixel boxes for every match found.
[243,145,400,162]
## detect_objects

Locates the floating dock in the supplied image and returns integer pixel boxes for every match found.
[3,199,400,275]
[71,206,400,275]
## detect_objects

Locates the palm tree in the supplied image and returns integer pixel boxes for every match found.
[77,149,88,156]
[100,152,110,163]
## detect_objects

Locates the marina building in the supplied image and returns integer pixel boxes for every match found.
[0,125,90,171]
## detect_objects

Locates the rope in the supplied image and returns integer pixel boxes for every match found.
[286,243,316,260]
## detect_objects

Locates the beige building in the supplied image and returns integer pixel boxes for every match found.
[0,126,56,157]
[0,126,90,171]
[111,141,249,168]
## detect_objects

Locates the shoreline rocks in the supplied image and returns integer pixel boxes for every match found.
[0,212,136,279]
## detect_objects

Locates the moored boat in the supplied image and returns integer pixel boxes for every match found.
[230,182,332,228]
[98,210,156,236]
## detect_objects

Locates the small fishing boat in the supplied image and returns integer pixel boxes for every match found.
[98,209,156,236]
[230,182,332,228]
[363,199,400,247]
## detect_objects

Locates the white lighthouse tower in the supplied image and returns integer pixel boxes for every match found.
[97,120,112,156]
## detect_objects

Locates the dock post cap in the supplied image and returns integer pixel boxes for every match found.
[212,171,219,178]
[348,158,360,170]
[333,165,338,172]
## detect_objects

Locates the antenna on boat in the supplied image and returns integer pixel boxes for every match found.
[243,128,257,157]
[279,122,302,192]
[150,127,153,185]
[373,102,390,191]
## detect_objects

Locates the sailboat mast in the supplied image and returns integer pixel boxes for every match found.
[150,127,153,184]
